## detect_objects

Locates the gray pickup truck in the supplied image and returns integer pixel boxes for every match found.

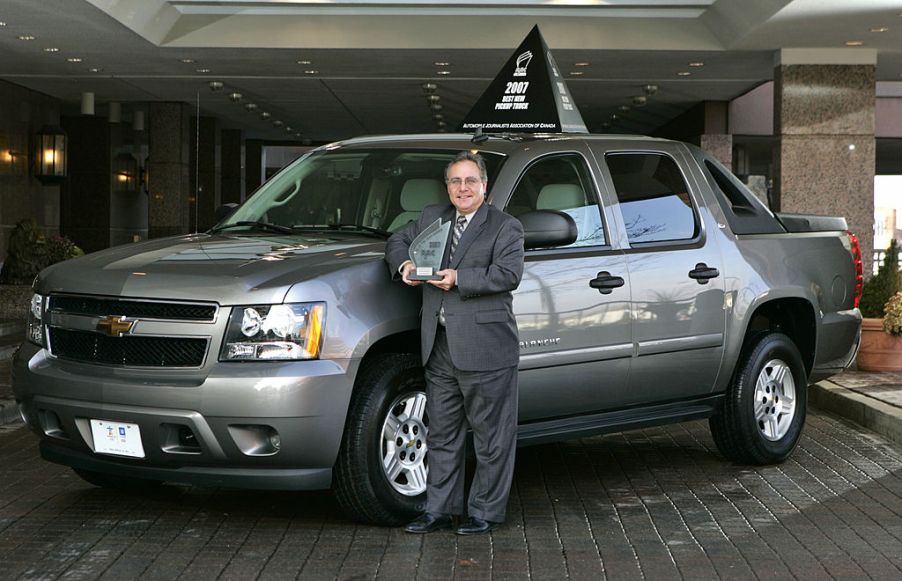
[14,133,862,525]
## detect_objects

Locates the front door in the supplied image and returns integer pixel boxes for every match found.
[501,151,633,421]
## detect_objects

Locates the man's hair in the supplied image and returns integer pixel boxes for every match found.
[445,151,487,183]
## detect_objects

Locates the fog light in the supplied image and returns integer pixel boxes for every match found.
[228,424,281,456]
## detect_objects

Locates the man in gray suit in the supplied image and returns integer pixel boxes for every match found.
[385,151,525,535]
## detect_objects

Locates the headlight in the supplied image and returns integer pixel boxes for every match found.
[27,293,45,347]
[220,302,325,361]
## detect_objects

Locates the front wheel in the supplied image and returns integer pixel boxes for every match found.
[709,332,807,465]
[333,354,428,525]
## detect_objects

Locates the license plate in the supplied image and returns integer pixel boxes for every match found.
[90,419,146,458]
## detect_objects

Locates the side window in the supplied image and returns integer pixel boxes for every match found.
[605,153,698,245]
[505,155,605,248]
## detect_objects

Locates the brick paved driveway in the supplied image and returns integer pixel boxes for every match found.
[2,409,902,580]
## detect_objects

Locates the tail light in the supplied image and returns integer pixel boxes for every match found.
[846,231,863,308]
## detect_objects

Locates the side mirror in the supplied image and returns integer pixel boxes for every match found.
[214,203,239,223]
[518,210,577,250]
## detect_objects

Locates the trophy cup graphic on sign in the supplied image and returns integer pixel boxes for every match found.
[513,50,533,77]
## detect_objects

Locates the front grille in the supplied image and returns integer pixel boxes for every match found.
[49,328,208,367]
[49,296,217,322]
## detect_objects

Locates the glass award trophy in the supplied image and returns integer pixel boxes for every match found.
[408,218,451,281]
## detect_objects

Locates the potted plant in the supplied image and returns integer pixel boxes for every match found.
[0,220,83,322]
[856,239,902,371]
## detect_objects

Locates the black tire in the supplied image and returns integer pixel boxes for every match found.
[333,353,428,525]
[709,332,807,465]
[72,468,163,493]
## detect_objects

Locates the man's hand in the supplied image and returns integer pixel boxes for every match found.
[427,269,457,291]
[401,261,423,286]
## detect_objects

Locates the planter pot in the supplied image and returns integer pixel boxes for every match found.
[856,317,902,372]
[0,284,33,322]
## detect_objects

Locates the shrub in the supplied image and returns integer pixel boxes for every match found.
[0,220,84,285]
[884,292,902,336]
[859,239,900,318]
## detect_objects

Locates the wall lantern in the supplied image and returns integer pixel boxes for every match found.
[113,152,138,192]
[34,125,67,184]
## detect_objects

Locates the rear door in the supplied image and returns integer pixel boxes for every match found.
[493,143,633,421]
[590,144,726,405]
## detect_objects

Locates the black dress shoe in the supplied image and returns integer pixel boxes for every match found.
[404,512,453,534]
[456,517,500,535]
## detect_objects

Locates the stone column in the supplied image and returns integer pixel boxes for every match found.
[221,129,243,205]
[700,101,732,170]
[189,116,219,232]
[147,102,191,239]
[245,139,264,195]
[60,115,110,253]
[774,48,876,271]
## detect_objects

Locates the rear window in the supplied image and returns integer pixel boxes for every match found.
[605,152,699,245]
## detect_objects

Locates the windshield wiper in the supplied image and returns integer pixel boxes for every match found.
[211,221,297,235]
[323,223,391,238]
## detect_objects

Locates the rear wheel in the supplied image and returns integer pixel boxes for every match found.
[333,354,428,525]
[710,332,807,464]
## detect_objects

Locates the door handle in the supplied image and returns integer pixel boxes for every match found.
[688,263,720,284]
[589,271,625,294]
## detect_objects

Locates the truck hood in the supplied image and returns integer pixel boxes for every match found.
[36,232,387,305]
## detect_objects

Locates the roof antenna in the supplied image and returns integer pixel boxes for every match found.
[471,127,489,144]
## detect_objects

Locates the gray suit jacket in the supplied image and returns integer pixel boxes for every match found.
[385,202,525,372]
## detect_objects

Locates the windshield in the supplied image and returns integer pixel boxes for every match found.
[218,148,505,234]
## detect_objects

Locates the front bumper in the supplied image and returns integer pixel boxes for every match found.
[14,343,357,490]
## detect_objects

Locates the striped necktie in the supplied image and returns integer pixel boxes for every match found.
[449,215,467,261]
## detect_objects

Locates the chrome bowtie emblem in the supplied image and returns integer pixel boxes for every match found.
[96,316,134,337]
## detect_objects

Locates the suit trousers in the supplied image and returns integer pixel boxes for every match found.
[424,326,518,522]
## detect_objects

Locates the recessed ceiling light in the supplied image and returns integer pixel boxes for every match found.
[569,71,584,76]
[272,120,283,127]
[180,58,195,64]
[677,71,691,76]
[574,62,590,67]
[0,22,7,27]
[434,61,450,66]
[196,68,210,73]
[297,60,311,65]
[17,35,35,41]
[67,57,82,63]
[436,70,451,75]
[870,27,889,33]
[845,40,864,46]
[43,47,59,53]
[689,61,704,67]
[89,67,102,73]
[304,69,318,74]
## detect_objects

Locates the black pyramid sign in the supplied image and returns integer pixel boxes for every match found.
[458,25,588,134]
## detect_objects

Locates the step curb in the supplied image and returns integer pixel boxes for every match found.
[810,380,902,447]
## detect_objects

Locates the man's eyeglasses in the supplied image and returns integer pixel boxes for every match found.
[446,177,482,188]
